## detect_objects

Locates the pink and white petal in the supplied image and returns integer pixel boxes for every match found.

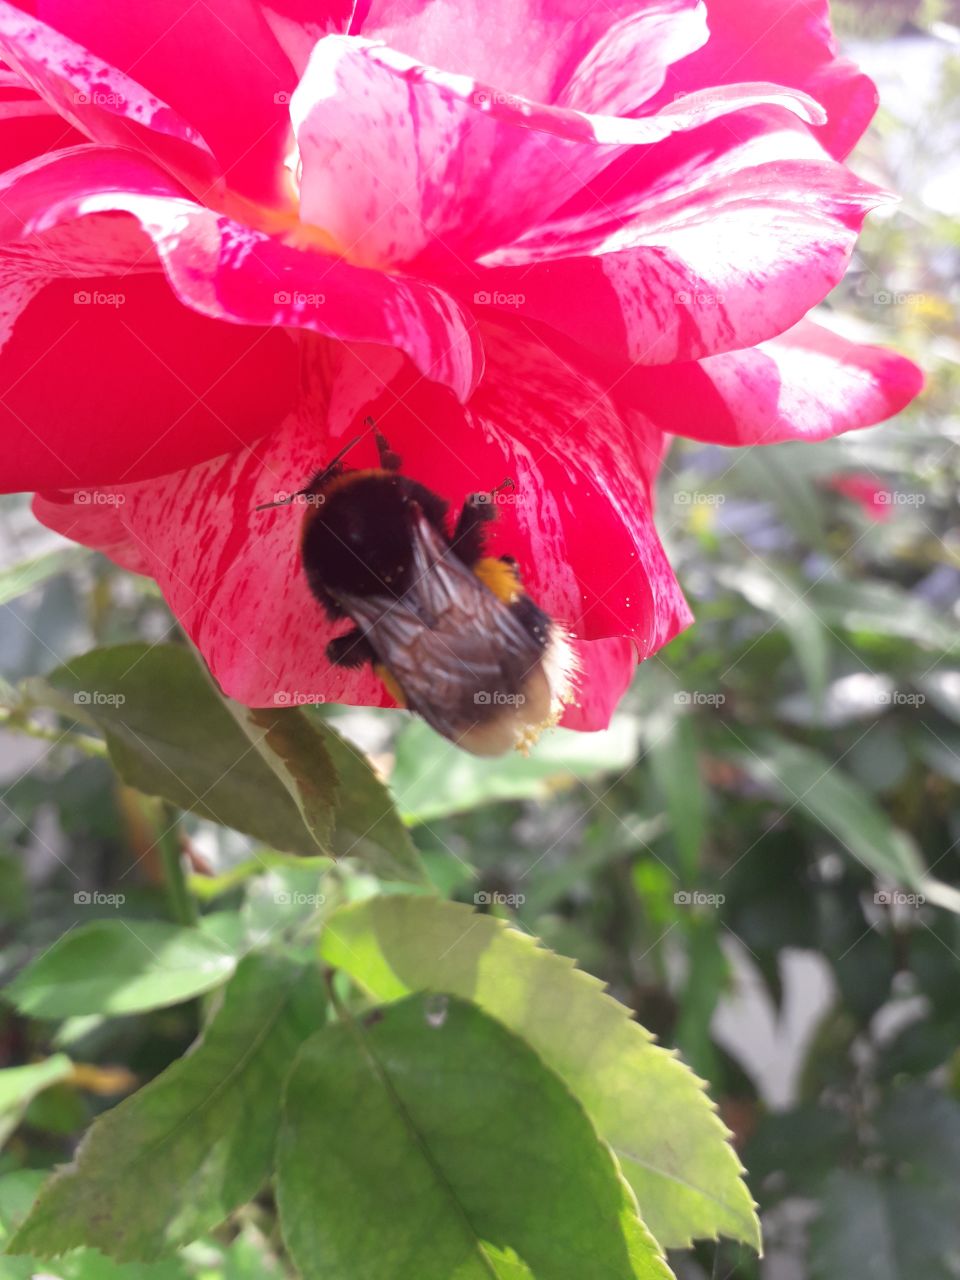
[618,318,925,446]
[0,2,220,190]
[0,64,88,168]
[31,489,151,573]
[561,638,638,732]
[354,0,705,108]
[1,273,299,493]
[0,146,483,403]
[473,167,885,366]
[258,0,362,76]
[35,328,689,710]
[655,0,878,159]
[470,151,887,365]
[293,33,824,270]
[36,0,293,202]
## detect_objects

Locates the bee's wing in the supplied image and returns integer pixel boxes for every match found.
[334,511,545,743]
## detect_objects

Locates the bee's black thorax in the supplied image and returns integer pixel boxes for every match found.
[301,471,448,614]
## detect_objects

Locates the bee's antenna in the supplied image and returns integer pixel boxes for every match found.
[254,427,373,513]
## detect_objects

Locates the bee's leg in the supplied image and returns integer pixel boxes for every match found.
[366,416,402,472]
[326,627,376,669]
[451,479,513,565]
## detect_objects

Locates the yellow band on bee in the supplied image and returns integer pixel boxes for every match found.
[473,556,522,604]
[374,662,407,708]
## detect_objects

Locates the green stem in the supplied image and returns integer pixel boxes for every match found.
[0,711,106,757]
[157,809,197,926]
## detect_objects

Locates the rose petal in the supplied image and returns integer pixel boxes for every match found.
[37,0,293,201]
[656,0,878,159]
[293,33,824,271]
[32,328,691,709]
[561,637,637,732]
[0,145,483,406]
[0,2,220,190]
[826,474,893,523]
[470,123,886,364]
[617,318,925,445]
[356,0,708,112]
[2,273,298,492]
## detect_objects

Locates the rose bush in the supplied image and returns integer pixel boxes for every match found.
[0,0,922,729]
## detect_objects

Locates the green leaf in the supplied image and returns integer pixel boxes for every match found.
[316,715,426,882]
[717,562,830,710]
[10,953,325,1260]
[5,921,236,1017]
[31,643,425,883]
[390,716,638,824]
[0,1055,73,1147]
[219,702,339,855]
[319,896,759,1252]
[278,993,671,1280]
[812,579,959,652]
[0,548,86,607]
[737,736,927,889]
[648,713,706,882]
[810,1169,960,1280]
[0,1171,189,1280]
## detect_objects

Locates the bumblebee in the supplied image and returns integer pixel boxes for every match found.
[257,423,577,755]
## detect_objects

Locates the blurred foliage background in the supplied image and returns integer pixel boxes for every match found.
[1,4,958,1278]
